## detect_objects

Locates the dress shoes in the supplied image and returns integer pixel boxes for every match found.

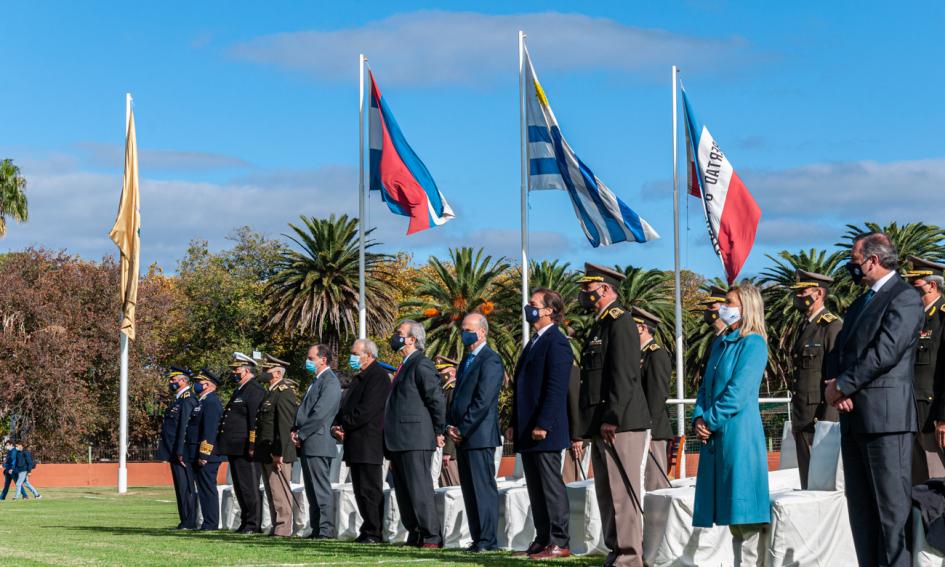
[529,544,571,559]
[513,542,546,557]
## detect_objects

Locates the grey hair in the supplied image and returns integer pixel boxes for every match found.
[465,312,489,335]
[854,232,899,270]
[399,319,426,350]
[928,275,945,292]
[354,338,379,358]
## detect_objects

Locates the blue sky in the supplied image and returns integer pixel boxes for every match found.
[3,2,944,279]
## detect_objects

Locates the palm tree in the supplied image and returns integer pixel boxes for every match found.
[759,248,848,395]
[611,265,678,360]
[401,247,514,364]
[264,214,395,355]
[0,159,28,236]
[837,221,945,262]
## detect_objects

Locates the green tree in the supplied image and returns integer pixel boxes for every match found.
[0,159,28,236]
[264,215,395,357]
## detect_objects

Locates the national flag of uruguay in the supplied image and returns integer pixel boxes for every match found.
[682,87,761,284]
[369,70,454,235]
[524,46,658,247]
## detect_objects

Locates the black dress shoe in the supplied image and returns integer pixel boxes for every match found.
[512,541,546,557]
[354,535,383,544]
[464,544,482,553]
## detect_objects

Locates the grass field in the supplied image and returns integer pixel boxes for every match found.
[0,487,605,566]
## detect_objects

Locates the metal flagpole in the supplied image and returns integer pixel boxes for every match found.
[671,67,686,478]
[117,92,131,494]
[519,30,530,346]
[358,54,367,340]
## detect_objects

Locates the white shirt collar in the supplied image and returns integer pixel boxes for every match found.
[534,322,553,339]
[470,342,487,356]
[871,270,896,293]
[808,306,826,323]
[315,367,331,380]
[402,350,415,363]
[175,386,190,400]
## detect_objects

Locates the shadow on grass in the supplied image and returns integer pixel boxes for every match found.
[54,526,602,565]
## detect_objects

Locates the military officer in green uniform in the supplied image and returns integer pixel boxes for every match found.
[789,269,842,489]
[632,306,673,491]
[577,263,651,567]
[696,285,729,381]
[434,355,460,487]
[252,354,299,537]
[904,256,945,483]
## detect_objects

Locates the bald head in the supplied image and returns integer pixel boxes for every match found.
[461,313,488,351]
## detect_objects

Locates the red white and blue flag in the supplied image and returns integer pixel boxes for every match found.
[682,87,761,284]
[369,71,454,235]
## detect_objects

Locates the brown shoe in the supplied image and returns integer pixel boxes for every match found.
[529,545,571,560]
[513,542,546,557]
[421,542,442,549]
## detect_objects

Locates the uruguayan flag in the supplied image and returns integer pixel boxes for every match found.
[524,46,659,247]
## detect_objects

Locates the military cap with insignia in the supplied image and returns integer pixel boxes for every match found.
[229,351,258,369]
[789,269,834,290]
[433,355,458,371]
[167,366,192,379]
[699,285,729,306]
[630,306,661,328]
[194,368,220,386]
[260,353,290,370]
[578,262,626,288]
[904,256,945,280]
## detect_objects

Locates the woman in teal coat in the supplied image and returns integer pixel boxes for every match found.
[692,282,770,564]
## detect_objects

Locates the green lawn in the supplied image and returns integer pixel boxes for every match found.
[0,488,604,566]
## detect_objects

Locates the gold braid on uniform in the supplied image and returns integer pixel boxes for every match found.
[600,306,625,320]
[199,441,214,455]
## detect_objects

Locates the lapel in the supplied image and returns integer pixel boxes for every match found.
[459,346,487,386]
[395,352,421,388]
[840,275,901,352]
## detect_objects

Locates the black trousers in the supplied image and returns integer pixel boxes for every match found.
[841,431,912,567]
[390,450,441,545]
[457,447,499,549]
[194,460,220,530]
[349,462,383,539]
[170,460,197,529]
[228,455,262,531]
[522,451,570,548]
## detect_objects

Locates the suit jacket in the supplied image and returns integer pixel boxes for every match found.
[512,325,573,452]
[254,380,299,463]
[335,361,391,465]
[828,274,925,434]
[579,304,652,435]
[294,369,342,458]
[185,392,224,463]
[216,379,266,456]
[916,296,945,430]
[156,387,198,462]
[641,341,673,440]
[790,310,842,432]
[449,344,503,450]
[384,350,446,453]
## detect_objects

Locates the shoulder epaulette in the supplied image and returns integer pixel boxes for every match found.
[275,383,288,391]
[601,306,626,320]
[930,306,938,318]
[818,312,840,324]
[181,391,191,399]
[644,342,661,353]
[443,381,455,391]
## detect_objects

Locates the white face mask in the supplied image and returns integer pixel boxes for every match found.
[718,305,741,327]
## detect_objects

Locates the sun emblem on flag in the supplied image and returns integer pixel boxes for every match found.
[533,79,549,107]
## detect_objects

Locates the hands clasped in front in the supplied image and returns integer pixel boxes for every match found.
[824,379,854,413]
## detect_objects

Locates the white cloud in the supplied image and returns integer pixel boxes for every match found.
[75,142,252,172]
[229,10,752,86]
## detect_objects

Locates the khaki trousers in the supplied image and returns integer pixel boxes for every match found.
[730,523,768,566]
[262,463,294,537]
[794,428,814,489]
[913,431,945,485]
[592,429,649,567]
[644,439,671,491]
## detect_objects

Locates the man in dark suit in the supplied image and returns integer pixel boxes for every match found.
[446,313,504,553]
[578,263,652,567]
[904,256,945,483]
[217,353,266,533]
[292,344,342,539]
[156,367,199,529]
[633,307,673,492]
[788,270,842,489]
[384,319,446,548]
[512,288,573,559]
[185,369,225,531]
[825,232,924,567]
[332,339,391,544]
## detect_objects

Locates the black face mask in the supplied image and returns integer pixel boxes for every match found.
[702,309,719,326]
[846,261,865,285]
[389,334,406,352]
[167,382,179,394]
[230,372,242,383]
[579,290,600,310]
[259,371,273,384]
[793,295,813,313]
[524,305,541,324]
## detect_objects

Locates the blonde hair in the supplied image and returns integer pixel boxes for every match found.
[734,281,768,341]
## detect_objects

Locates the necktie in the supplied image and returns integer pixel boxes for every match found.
[863,289,876,305]
[464,353,476,371]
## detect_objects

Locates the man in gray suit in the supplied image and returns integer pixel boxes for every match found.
[825,232,925,567]
[292,344,342,539]
[384,319,446,548]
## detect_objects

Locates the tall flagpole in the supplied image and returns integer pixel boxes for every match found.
[358,54,367,340]
[117,92,131,494]
[519,31,530,346]
[671,67,686,478]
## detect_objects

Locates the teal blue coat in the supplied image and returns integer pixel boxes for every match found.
[692,331,770,527]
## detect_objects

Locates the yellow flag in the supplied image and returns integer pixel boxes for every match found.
[108,104,140,341]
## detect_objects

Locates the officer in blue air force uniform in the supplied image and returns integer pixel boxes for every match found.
[185,368,225,531]
[156,367,199,529]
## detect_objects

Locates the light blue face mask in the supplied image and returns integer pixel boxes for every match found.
[348,354,361,371]
[304,359,317,375]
